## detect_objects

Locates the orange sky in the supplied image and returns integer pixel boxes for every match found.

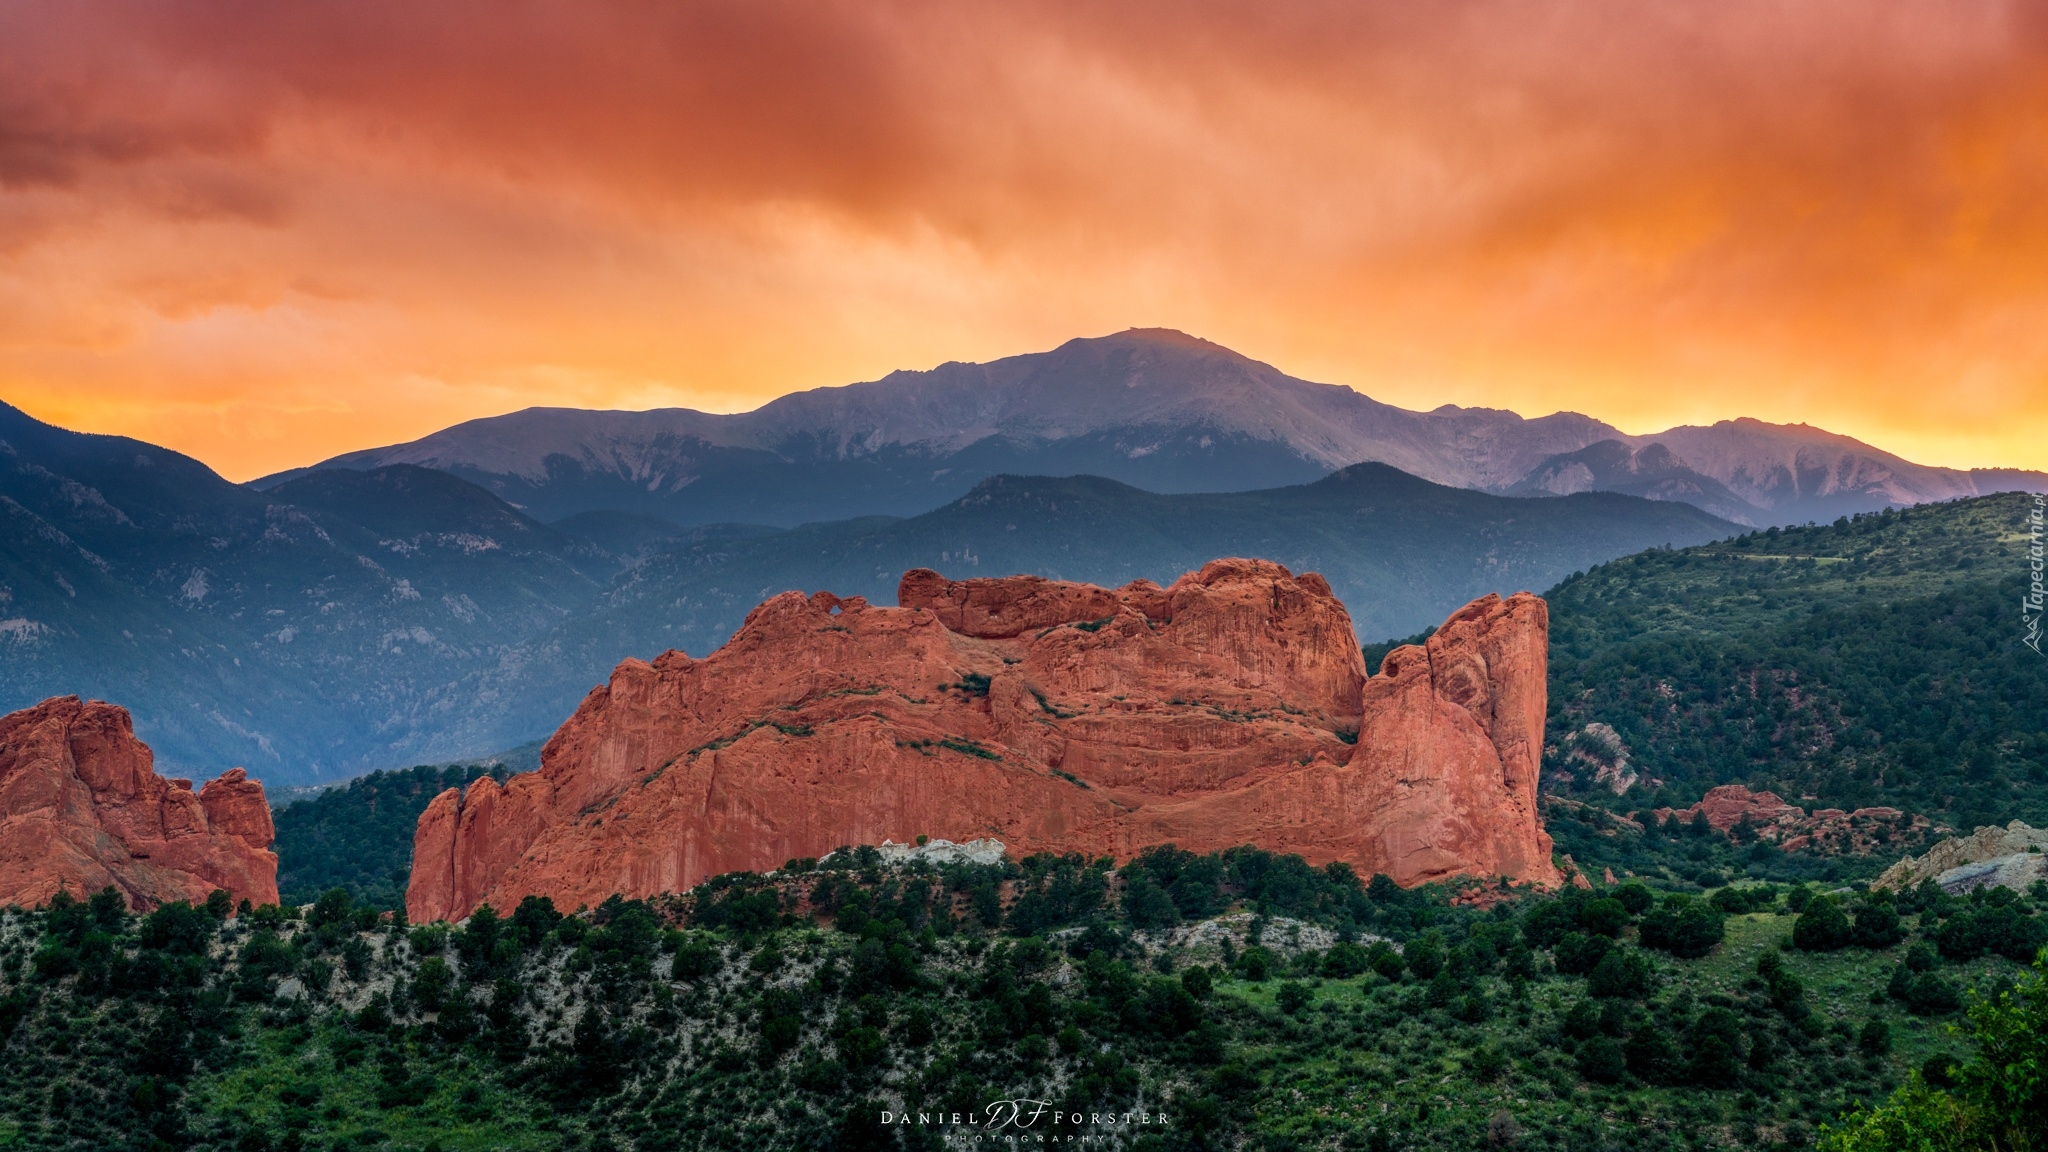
[2,0,2045,481]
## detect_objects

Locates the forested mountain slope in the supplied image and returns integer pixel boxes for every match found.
[0,401,619,782]
[1541,493,2048,831]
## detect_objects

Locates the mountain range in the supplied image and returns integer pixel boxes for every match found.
[0,405,610,783]
[260,329,2045,528]
[6,327,2042,784]
[397,465,1737,763]
[2,396,1731,783]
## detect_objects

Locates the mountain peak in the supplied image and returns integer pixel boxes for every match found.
[1095,327,1233,351]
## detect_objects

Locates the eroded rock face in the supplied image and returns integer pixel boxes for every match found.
[1875,821,2048,894]
[1653,785,1931,854]
[408,560,1558,921]
[0,696,278,909]
[1659,785,1806,834]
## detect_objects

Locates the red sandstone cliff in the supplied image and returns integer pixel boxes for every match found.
[0,696,278,909]
[409,560,1558,922]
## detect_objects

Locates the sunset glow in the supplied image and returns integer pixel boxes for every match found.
[3,0,2045,480]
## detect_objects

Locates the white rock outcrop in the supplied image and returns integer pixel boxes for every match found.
[1874,820,2048,894]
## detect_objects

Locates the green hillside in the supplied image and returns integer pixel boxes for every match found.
[1539,493,2047,832]
[3,848,2042,1151]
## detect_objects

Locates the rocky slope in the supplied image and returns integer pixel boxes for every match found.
[408,560,1557,921]
[1508,441,1764,525]
[0,696,277,908]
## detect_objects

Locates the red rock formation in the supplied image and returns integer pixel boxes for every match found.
[409,560,1559,922]
[1659,784,1805,834]
[1653,784,1931,854]
[0,696,278,909]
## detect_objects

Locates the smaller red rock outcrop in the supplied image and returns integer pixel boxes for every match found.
[0,696,278,909]
[1653,784,1931,855]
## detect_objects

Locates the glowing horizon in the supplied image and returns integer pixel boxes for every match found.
[3,1,2045,482]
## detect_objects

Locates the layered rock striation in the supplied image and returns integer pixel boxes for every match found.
[1874,821,2048,895]
[409,560,1557,922]
[0,696,278,909]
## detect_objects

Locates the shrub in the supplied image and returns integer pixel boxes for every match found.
[510,895,562,946]
[1522,898,1585,949]
[1580,898,1630,938]
[1748,1028,1778,1070]
[413,957,454,1013]
[1503,938,1537,980]
[1937,904,2048,963]
[1588,947,1655,1000]
[1322,941,1370,979]
[1554,932,1613,976]
[1639,897,1726,958]
[1425,968,1459,1008]
[1625,1023,1679,1084]
[1122,878,1181,930]
[1888,969,1962,1016]
[1562,1000,1600,1040]
[672,936,721,981]
[1613,882,1655,915]
[1404,932,1446,979]
[1850,901,1907,950]
[1920,1054,1960,1090]
[1794,897,1852,951]
[1816,1073,1967,1152]
[1274,981,1311,1015]
[311,888,354,930]
[1577,1036,1626,1083]
[838,1025,885,1071]
[139,902,213,955]
[1710,885,1774,915]
[760,988,804,1056]
[1688,1008,1744,1087]
[900,1004,936,1047]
